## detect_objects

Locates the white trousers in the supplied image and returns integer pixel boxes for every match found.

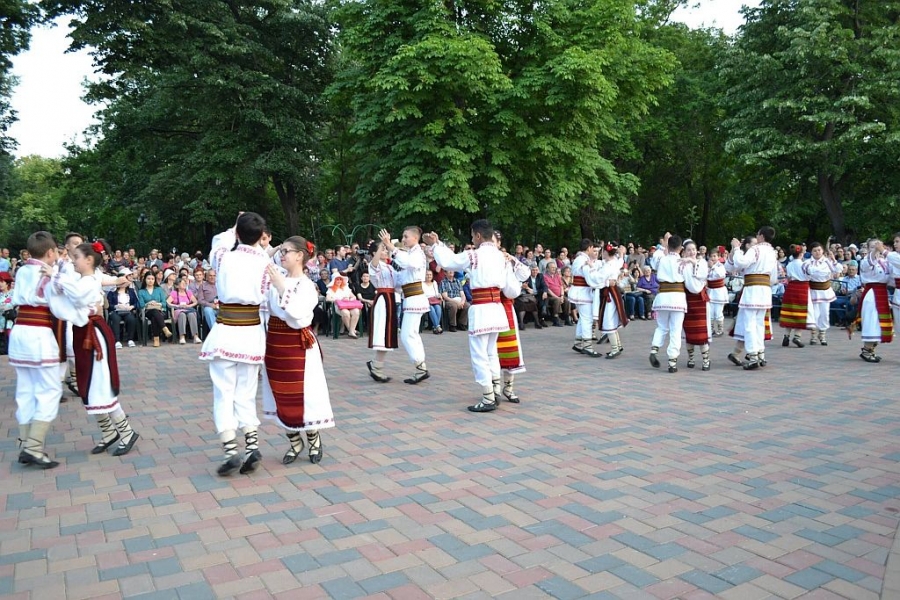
[210,359,261,434]
[709,302,724,322]
[810,302,831,332]
[400,311,426,364]
[15,366,62,424]
[651,310,685,359]
[469,332,501,386]
[575,305,593,340]
[742,308,766,354]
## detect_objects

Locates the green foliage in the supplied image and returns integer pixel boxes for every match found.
[0,155,68,248]
[330,0,676,233]
[44,0,336,246]
[719,0,900,241]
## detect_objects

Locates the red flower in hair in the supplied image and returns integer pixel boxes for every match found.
[92,241,105,254]
[306,240,315,255]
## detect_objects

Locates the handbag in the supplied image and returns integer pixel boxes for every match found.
[335,299,363,310]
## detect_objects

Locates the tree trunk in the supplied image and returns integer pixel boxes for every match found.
[817,170,845,241]
[272,177,299,236]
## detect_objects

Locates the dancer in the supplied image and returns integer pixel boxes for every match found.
[649,234,687,373]
[803,242,842,346]
[495,231,531,403]
[857,239,893,362]
[706,249,728,337]
[262,236,334,465]
[379,227,430,384]
[779,244,812,348]
[426,220,510,412]
[728,226,779,370]
[48,242,140,457]
[9,232,64,468]
[889,233,900,329]
[365,240,398,383]
[200,212,271,476]
[596,242,628,358]
[569,239,602,357]
[681,240,710,371]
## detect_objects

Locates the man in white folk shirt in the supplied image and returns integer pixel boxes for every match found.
[728,226,779,370]
[379,227,430,384]
[426,219,511,413]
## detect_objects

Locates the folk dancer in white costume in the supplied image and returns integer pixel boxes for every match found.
[596,242,628,358]
[889,233,900,336]
[379,227,430,384]
[9,232,64,469]
[494,231,531,403]
[706,248,728,337]
[365,240,399,383]
[649,234,687,373]
[728,226,779,370]
[262,236,334,465]
[48,242,140,457]
[803,241,842,346]
[427,219,511,412]
[569,239,603,357]
[779,244,813,348]
[681,240,711,371]
[199,212,272,476]
[858,239,893,363]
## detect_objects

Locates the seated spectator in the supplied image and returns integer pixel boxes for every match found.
[161,269,176,297]
[138,271,171,346]
[167,276,201,344]
[107,269,139,348]
[617,268,644,320]
[439,269,469,331]
[543,262,566,326]
[561,265,577,324]
[635,265,658,318]
[538,249,555,273]
[355,271,377,319]
[833,260,862,325]
[316,269,331,297]
[193,268,219,331]
[0,271,14,354]
[326,275,361,338]
[108,250,125,272]
[516,266,544,329]
[423,269,443,334]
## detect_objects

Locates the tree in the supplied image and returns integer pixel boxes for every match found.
[0,0,39,166]
[45,0,336,241]
[720,0,900,241]
[331,0,676,231]
[0,155,67,247]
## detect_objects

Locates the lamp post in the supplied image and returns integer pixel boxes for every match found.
[137,213,148,257]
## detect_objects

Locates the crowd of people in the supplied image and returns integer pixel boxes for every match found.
[3,219,899,473]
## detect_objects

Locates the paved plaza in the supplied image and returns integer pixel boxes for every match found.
[2,320,900,599]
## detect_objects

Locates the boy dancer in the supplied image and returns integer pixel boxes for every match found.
[200,212,272,476]
[649,234,687,373]
[729,226,779,370]
[9,232,63,468]
[378,227,430,384]
[426,220,511,412]
[569,239,602,357]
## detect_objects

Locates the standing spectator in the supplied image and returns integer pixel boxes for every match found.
[108,250,125,271]
[556,247,571,269]
[327,245,353,278]
[0,248,11,273]
[439,269,469,332]
[538,249,555,273]
[147,249,163,270]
